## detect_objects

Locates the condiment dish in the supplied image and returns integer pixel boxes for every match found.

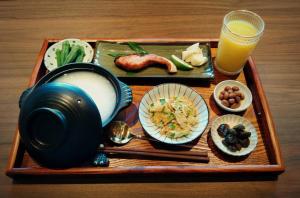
[44,38,94,71]
[213,80,252,112]
[211,114,258,156]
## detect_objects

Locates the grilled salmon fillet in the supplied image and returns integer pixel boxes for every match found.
[115,54,177,73]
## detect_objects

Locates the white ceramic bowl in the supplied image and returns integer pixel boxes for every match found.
[213,80,252,112]
[139,83,209,144]
[44,38,94,71]
[211,114,258,156]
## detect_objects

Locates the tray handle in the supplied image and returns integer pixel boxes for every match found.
[19,87,33,108]
[118,80,133,110]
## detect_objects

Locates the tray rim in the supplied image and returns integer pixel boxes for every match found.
[6,38,285,178]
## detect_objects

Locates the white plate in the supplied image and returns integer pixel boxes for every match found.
[139,83,209,144]
[213,80,252,112]
[211,114,258,156]
[44,39,94,71]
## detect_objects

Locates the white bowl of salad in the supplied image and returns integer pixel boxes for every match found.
[139,83,209,144]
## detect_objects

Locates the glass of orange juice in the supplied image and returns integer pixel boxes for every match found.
[215,10,265,75]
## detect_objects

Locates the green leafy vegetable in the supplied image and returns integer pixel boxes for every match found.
[75,46,85,63]
[168,123,176,130]
[168,113,175,120]
[169,132,175,139]
[61,41,71,64]
[127,42,148,55]
[55,41,87,67]
[64,45,81,64]
[126,71,135,76]
[55,49,62,67]
[108,52,131,58]
[160,98,166,105]
[107,42,148,59]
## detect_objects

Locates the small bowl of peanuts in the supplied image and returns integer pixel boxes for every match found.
[213,80,252,113]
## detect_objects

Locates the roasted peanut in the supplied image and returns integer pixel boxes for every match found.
[229,93,236,98]
[229,98,235,104]
[218,85,245,109]
[231,102,241,109]
[232,86,239,91]
[221,100,230,107]
[224,86,231,91]
[235,92,242,97]
[240,93,245,100]
[219,93,224,100]
[223,92,229,100]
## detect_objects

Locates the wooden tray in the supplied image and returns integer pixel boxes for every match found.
[6,39,285,178]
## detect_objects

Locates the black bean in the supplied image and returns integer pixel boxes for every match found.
[239,131,251,139]
[228,128,237,136]
[233,124,245,131]
[217,124,230,137]
[239,138,250,147]
[225,133,237,144]
[228,145,237,152]
[236,143,242,151]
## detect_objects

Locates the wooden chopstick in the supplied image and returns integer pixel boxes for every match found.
[104,147,208,156]
[135,135,210,151]
[98,147,209,162]
[131,128,211,151]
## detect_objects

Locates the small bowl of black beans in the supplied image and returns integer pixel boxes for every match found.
[211,114,258,156]
[213,80,252,113]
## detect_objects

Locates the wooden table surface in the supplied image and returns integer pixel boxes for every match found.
[1,0,299,197]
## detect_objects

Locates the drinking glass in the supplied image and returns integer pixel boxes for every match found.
[215,10,265,75]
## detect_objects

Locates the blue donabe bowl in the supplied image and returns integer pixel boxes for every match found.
[18,63,132,168]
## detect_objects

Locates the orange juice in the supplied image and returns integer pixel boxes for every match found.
[216,10,264,75]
